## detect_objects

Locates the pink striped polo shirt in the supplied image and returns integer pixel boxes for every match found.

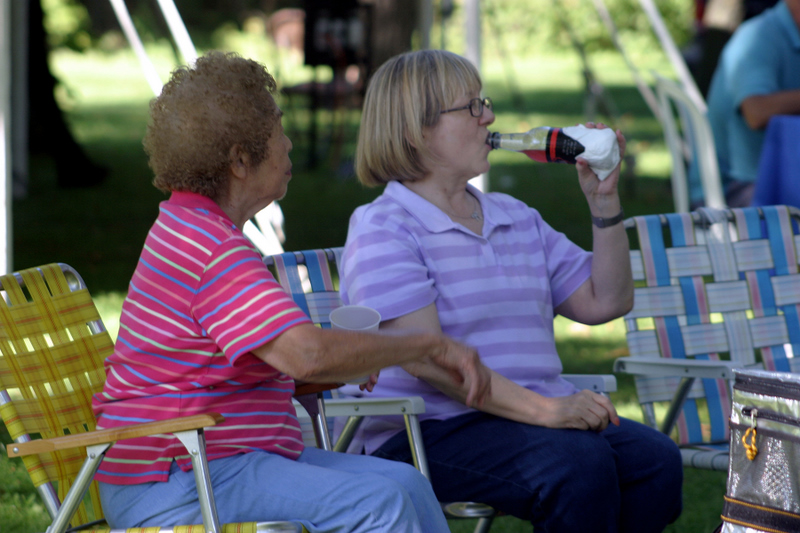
[92,192,311,484]
[340,181,592,453]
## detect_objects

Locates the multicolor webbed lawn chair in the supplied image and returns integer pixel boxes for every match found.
[614,206,800,470]
[0,263,309,533]
[263,249,432,464]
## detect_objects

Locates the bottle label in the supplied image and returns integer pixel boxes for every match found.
[545,128,585,164]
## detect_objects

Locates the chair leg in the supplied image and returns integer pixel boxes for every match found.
[175,428,221,533]
[46,442,110,533]
[295,392,333,451]
[35,481,60,523]
[332,415,363,453]
[642,403,658,429]
[313,392,334,451]
[473,516,496,533]
[403,414,431,479]
[660,376,697,435]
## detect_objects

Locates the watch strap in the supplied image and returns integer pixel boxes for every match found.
[591,209,625,228]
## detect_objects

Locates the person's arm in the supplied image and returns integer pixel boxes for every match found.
[251,323,491,408]
[555,125,634,326]
[382,304,619,432]
[740,90,800,130]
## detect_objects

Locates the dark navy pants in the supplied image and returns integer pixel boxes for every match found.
[373,412,683,533]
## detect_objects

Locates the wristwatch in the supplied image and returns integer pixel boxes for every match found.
[591,209,625,228]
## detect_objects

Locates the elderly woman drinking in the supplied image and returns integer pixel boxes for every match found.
[91,51,491,532]
[339,49,683,533]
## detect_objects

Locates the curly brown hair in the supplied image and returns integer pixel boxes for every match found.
[144,51,278,199]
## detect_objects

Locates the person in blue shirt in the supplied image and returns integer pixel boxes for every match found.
[694,0,800,208]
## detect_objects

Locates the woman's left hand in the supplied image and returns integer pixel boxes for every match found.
[575,122,626,202]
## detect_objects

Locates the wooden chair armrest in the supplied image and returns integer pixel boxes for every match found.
[8,413,225,458]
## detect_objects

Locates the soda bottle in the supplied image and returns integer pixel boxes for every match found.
[488,126,585,164]
[487,125,620,181]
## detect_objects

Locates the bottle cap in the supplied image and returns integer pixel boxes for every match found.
[487,132,500,150]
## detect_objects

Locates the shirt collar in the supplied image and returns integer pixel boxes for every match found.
[383,181,513,236]
[166,191,235,226]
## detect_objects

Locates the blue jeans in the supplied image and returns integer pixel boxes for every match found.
[98,446,449,532]
[373,412,683,533]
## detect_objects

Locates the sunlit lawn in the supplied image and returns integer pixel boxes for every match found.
[1,42,727,533]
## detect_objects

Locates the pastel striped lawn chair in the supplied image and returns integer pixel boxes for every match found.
[614,205,800,471]
[0,263,314,533]
[262,249,432,462]
[264,247,617,533]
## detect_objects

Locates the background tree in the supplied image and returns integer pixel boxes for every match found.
[27,0,107,189]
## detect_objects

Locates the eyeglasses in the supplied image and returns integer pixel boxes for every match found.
[440,97,493,117]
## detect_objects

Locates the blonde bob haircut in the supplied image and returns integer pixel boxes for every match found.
[355,49,482,187]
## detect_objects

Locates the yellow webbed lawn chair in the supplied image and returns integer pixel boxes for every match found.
[0,263,307,533]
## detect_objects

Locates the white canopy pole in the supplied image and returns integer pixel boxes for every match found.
[637,0,706,112]
[419,0,433,49]
[464,0,481,69]
[155,0,197,63]
[110,0,285,256]
[591,0,662,121]
[465,0,487,192]
[108,0,163,95]
[11,1,28,201]
[1,0,12,274]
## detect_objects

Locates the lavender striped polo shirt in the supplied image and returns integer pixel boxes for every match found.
[92,192,311,484]
[340,181,592,453]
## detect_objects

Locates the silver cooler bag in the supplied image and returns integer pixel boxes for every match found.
[721,369,800,532]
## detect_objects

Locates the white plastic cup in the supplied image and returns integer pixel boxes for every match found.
[329,305,381,332]
[329,305,381,384]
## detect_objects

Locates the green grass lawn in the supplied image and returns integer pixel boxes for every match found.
[1,42,727,532]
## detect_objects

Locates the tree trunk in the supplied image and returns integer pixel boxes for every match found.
[28,0,106,188]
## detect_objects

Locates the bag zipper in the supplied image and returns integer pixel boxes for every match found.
[741,406,800,428]
[735,374,800,401]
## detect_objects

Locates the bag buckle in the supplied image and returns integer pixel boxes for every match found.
[742,408,758,461]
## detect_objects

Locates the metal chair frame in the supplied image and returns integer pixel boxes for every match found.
[655,75,726,213]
